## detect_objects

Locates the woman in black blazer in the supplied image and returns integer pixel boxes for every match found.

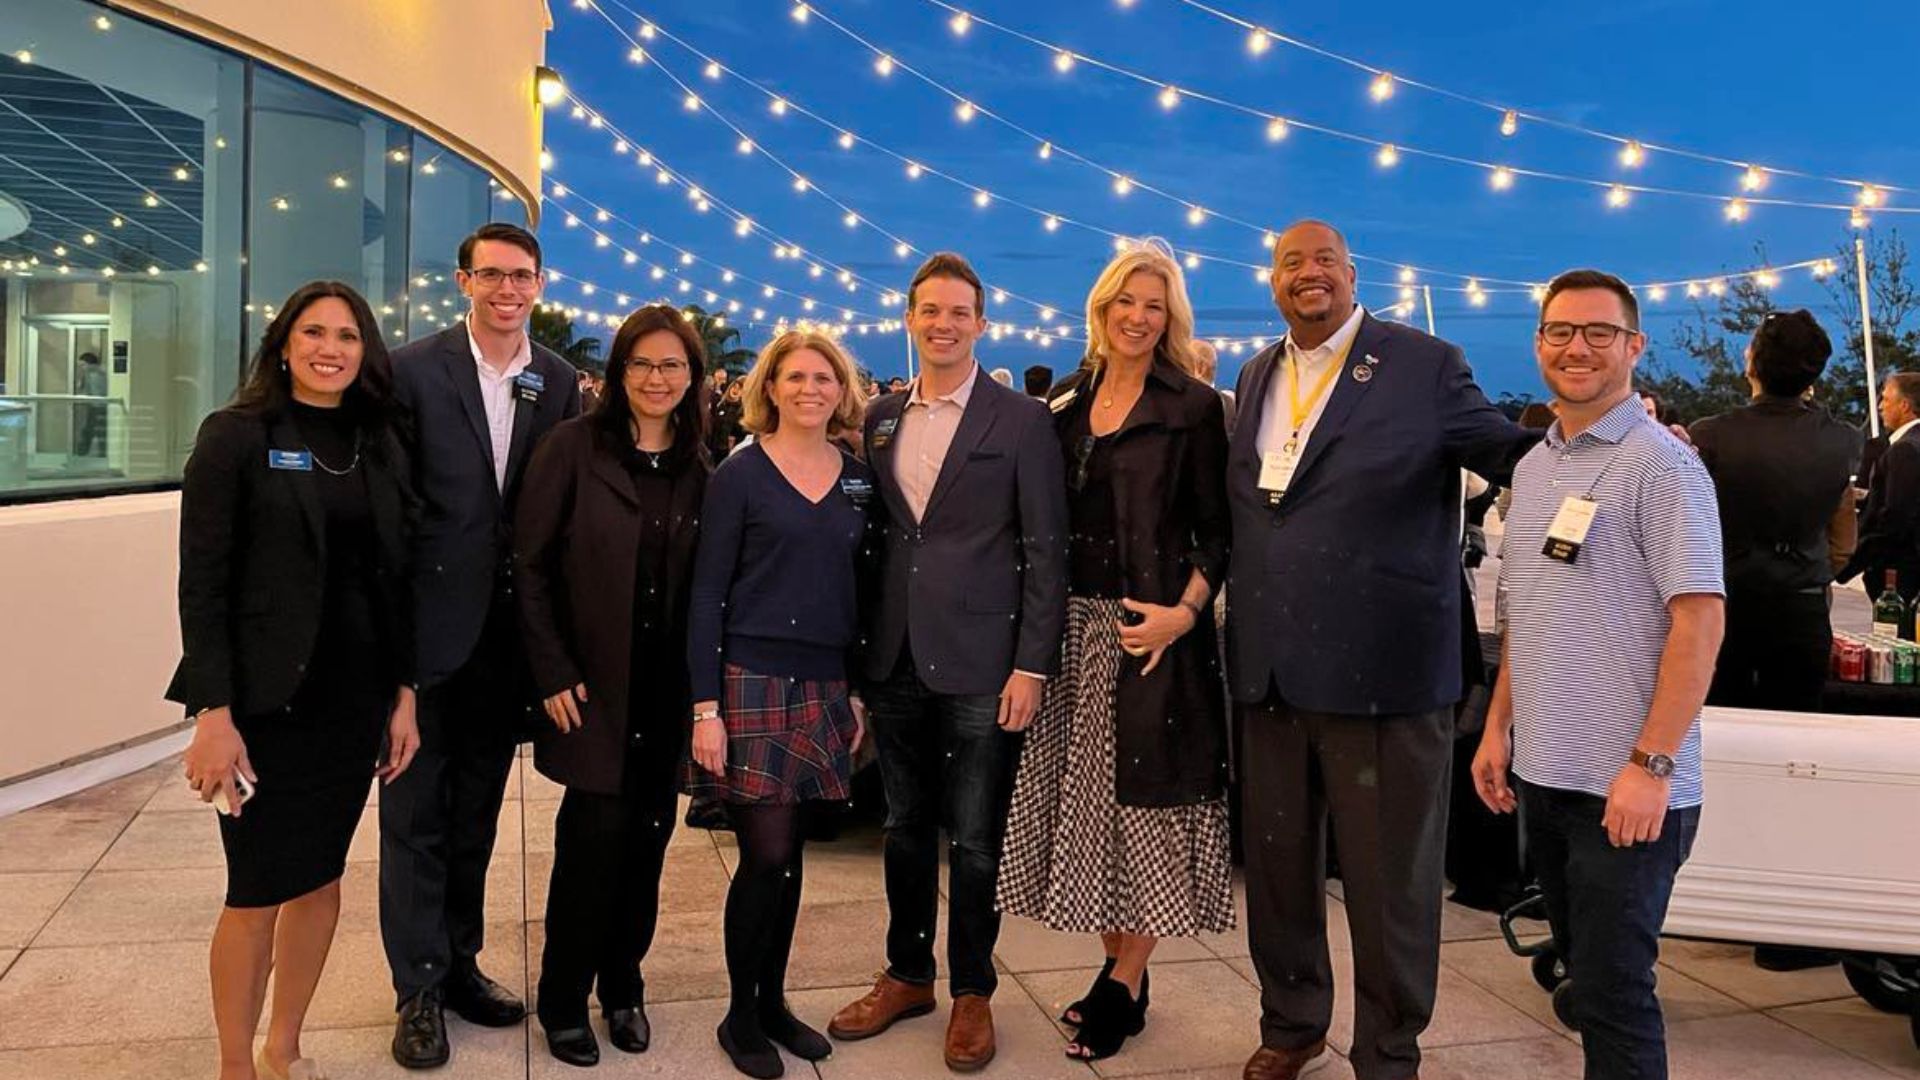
[167,280,419,1080]
[514,304,711,1066]
[997,241,1233,1062]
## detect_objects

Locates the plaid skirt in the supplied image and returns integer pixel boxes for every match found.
[681,663,857,805]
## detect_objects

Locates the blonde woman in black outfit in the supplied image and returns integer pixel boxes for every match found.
[169,281,420,1080]
[514,305,712,1066]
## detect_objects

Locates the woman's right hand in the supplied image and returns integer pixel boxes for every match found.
[183,707,254,816]
[691,701,727,776]
[544,683,589,733]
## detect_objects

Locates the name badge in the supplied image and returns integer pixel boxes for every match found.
[1258,447,1299,506]
[268,449,312,471]
[514,370,544,402]
[839,476,874,505]
[870,417,898,450]
[1543,496,1598,563]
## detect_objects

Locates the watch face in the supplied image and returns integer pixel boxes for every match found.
[1646,753,1675,778]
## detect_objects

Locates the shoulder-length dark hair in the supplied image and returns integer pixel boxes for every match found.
[592,304,708,456]
[232,280,395,431]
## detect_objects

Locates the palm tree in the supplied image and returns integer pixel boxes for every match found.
[681,304,755,377]
[529,306,604,373]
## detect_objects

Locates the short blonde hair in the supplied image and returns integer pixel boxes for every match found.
[740,329,867,437]
[1084,240,1198,375]
[1189,339,1218,383]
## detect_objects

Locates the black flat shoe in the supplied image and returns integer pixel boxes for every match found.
[392,988,449,1070]
[446,966,528,1027]
[545,1024,600,1067]
[1061,957,1116,1027]
[718,1015,784,1079]
[607,1006,650,1053]
[1065,976,1145,1062]
[759,1002,831,1061]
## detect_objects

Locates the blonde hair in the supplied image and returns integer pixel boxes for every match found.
[1084,239,1198,375]
[739,329,867,437]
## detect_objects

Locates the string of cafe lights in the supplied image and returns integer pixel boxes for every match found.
[1158,0,1913,202]
[895,0,1910,224]
[570,1,1881,310]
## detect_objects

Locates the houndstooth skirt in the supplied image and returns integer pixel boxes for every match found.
[996,596,1235,937]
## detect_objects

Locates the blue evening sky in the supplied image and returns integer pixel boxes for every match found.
[537,0,1920,397]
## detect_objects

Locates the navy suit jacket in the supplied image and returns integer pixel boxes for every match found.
[862,368,1069,695]
[391,323,580,688]
[1224,312,1534,715]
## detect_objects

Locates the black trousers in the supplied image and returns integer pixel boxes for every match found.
[536,762,678,1027]
[1239,690,1452,1080]
[1707,589,1831,712]
[379,600,531,1006]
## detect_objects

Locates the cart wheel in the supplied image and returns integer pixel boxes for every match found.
[1531,950,1567,992]
[1842,959,1913,1015]
[1551,980,1579,1031]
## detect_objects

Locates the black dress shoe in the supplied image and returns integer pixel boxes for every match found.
[717,1015,784,1079]
[445,966,527,1027]
[545,1024,600,1067]
[607,1006,650,1053]
[758,1003,830,1061]
[392,988,450,1070]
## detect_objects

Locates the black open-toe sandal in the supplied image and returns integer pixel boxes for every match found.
[1064,976,1145,1062]
[1060,957,1117,1026]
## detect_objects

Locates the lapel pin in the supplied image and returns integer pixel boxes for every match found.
[1364,353,1381,365]
[1352,364,1373,383]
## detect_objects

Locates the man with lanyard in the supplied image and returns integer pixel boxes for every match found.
[380,223,582,1069]
[1474,268,1724,1080]
[1225,220,1535,1080]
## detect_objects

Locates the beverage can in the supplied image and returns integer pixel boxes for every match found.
[1896,645,1917,686]
[1870,642,1896,685]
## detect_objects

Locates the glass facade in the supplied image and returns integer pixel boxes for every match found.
[0,0,529,503]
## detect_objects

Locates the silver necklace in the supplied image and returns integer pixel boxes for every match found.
[308,431,362,476]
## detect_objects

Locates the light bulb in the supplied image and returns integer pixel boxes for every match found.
[974,190,991,207]
[1607,184,1631,208]
[955,100,976,122]
[843,211,859,228]
[1398,267,1415,283]
[1490,167,1514,191]
[1369,73,1394,102]
[1500,109,1518,137]
[682,93,700,111]
[906,162,924,179]
[1724,198,1749,222]
[1159,85,1180,110]
[770,98,788,116]
[837,131,855,150]
[1620,140,1645,167]
[1858,185,1884,208]
[1187,205,1206,226]
[1247,29,1270,55]
[1037,141,1052,160]
[738,138,754,154]
[1648,285,1668,301]
[1054,50,1075,72]
[949,12,971,35]
[1266,117,1289,142]
[1044,215,1060,232]
[1741,165,1767,191]
[1376,144,1399,168]
[791,3,809,22]
[1113,175,1134,196]
[895,242,911,258]
[703,61,721,80]
[874,54,894,76]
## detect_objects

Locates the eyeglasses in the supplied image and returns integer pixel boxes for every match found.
[1069,435,1096,493]
[1538,321,1640,349]
[464,267,540,288]
[626,358,690,380]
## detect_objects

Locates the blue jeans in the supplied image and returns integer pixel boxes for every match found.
[1519,780,1700,1080]
[864,653,1020,998]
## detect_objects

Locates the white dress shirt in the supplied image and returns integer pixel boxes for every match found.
[895,362,979,524]
[1891,418,1920,446]
[466,315,532,492]
[1254,303,1367,462]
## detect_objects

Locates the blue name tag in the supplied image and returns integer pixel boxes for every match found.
[268,449,312,471]
[515,370,545,391]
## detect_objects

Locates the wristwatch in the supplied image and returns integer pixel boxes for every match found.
[1629,748,1675,779]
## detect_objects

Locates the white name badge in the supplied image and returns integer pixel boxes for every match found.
[1543,495,1598,563]
[1258,448,1298,506]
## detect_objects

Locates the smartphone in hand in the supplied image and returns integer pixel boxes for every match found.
[214,772,256,816]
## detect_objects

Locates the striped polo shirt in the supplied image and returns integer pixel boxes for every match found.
[1500,393,1724,808]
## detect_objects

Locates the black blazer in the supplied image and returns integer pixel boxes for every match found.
[391,324,581,687]
[1225,313,1535,715]
[1690,396,1861,594]
[1840,433,1920,597]
[166,407,413,717]
[862,369,1069,695]
[514,418,709,795]
[1048,358,1231,806]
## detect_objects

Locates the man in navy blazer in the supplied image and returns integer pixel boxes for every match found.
[379,224,581,1069]
[828,253,1067,1070]
[1228,221,1534,1080]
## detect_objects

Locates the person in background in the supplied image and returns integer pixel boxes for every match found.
[686,329,878,1079]
[75,350,109,457]
[990,366,1014,388]
[514,305,712,1066]
[577,367,601,412]
[1188,338,1239,436]
[1691,310,1859,713]
[829,252,1067,1073]
[887,376,908,394]
[1025,364,1055,399]
[1840,372,1920,604]
[709,377,746,460]
[170,281,420,1080]
[1474,268,1724,1080]
[380,223,581,1070]
[1638,388,1665,423]
[1000,241,1232,1063]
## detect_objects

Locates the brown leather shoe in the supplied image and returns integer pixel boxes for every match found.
[944,995,996,1072]
[827,972,937,1041]
[1243,1039,1331,1080]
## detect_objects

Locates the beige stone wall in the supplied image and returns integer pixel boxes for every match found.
[109,0,550,223]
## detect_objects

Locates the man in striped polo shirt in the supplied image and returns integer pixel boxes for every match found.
[1472,268,1725,1080]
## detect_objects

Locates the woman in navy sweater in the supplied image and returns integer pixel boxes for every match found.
[685,329,879,1078]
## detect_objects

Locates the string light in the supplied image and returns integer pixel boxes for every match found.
[769,97,788,116]
[1500,109,1518,137]
[1741,165,1768,192]
[1607,184,1631,208]
[955,100,976,122]
[1037,141,1053,160]
[1113,175,1134,196]
[1648,285,1668,302]
[1186,205,1207,226]
[791,2,810,22]
[874,53,895,76]
[1265,117,1289,142]
[1246,28,1270,55]
[1619,141,1645,168]
[949,10,971,35]
[1369,72,1394,102]
[1054,49,1076,73]
[702,60,721,79]
[1858,185,1885,208]
[1724,198,1750,222]
[1376,144,1399,168]
[1489,167,1514,191]
[837,131,856,150]
[1158,85,1181,110]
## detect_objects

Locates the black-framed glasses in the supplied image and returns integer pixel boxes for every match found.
[463,267,540,288]
[1538,320,1639,348]
[626,358,690,381]
[1069,435,1096,493]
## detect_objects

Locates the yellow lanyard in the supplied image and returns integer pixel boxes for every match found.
[1283,345,1346,451]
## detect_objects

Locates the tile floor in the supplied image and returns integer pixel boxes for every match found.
[0,753,1913,1079]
